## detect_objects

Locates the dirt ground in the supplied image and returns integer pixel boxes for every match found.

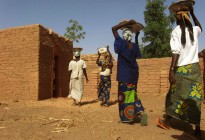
[0,93,205,140]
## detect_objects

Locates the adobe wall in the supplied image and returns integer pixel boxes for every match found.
[39,26,73,100]
[0,24,73,100]
[138,58,204,95]
[0,25,40,100]
[82,55,204,97]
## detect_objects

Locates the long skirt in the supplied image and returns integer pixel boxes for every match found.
[68,77,84,102]
[98,75,111,105]
[166,63,202,125]
[118,82,144,122]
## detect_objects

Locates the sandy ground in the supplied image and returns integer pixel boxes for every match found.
[0,93,205,140]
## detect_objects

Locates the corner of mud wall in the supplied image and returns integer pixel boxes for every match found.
[38,26,73,100]
[0,25,40,100]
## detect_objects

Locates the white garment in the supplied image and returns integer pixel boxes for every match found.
[170,25,201,66]
[68,59,87,79]
[68,59,87,102]
[68,78,84,102]
[100,68,111,76]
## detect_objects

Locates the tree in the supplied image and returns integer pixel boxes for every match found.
[142,0,175,58]
[64,19,86,43]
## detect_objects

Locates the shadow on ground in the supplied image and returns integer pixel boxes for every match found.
[80,99,118,107]
[109,100,118,106]
[171,130,205,140]
[81,99,98,106]
[169,118,205,140]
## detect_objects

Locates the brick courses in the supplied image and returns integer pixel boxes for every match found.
[82,55,204,97]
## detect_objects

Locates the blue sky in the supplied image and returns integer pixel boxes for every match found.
[0,0,204,55]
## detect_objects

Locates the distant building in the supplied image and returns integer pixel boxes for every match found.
[0,24,73,100]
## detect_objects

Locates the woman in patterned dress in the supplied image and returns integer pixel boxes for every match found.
[96,46,113,107]
[112,20,145,124]
[157,5,203,137]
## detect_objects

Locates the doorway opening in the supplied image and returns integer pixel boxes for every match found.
[52,56,60,98]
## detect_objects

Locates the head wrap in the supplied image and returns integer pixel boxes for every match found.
[176,11,194,45]
[122,28,133,41]
[177,11,191,23]
[74,51,80,57]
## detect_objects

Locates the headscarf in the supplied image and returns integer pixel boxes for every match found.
[122,28,133,41]
[176,11,194,46]
[74,51,80,57]
[101,52,113,72]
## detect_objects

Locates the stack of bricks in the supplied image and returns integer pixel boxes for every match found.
[199,58,204,94]
[160,70,170,95]
[137,58,171,95]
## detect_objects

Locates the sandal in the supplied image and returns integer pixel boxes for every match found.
[156,119,171,130]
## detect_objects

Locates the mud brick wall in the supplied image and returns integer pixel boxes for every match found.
[0,24,72,100]
[39,26,73,99]
[0,25,40,100]
[82,55,204,97]
[137,58,171,95]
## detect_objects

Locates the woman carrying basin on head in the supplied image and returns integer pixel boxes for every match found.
[112,19,147,125]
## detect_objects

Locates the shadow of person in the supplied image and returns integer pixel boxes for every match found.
[165,97,203,139]
[80,99,98,106]
[170,118,194,132]
[171,130,205,140]
[109,99,118,106]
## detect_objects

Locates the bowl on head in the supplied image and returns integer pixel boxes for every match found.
[118,19,144,33]
[98,47,107,54]
[169,0,195,13]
